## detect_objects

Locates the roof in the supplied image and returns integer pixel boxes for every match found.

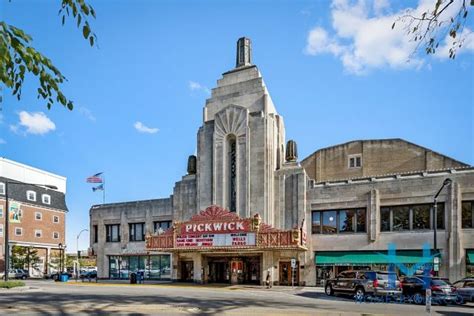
[301,138,470,167]
[0,177,67,212]
[90,197,172,211]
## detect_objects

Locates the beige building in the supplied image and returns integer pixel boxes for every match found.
[90,38,474,285]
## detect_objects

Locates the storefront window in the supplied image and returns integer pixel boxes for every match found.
[339,210,354,233]
[161,255,171,278]
[436,204,445,229]
[462,201,473,228]
[149,256,161,278]
[356,209,366,232]
[381,207,391,232]
[322,211,337,234]
[119,256,129,279]
[392,206,410,231]
[413,205,430,230]
[109,256,119,278]
[312,211,321,234]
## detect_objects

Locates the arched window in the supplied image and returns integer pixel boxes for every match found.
[227,135,237,212]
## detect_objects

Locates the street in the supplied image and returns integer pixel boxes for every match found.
[0,280,472,315]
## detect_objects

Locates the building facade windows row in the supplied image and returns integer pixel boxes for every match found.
[12,227,59,239]
[381,204,444,232]
[462,201,474,228]
[101,221,173,243]
[312,208,366,234]
[108,255,171,280]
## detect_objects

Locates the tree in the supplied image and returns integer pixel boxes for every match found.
[11,245,40,270]
[0,0,97,110]
[393,0,472,60]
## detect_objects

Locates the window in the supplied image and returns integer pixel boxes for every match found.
[35,230,42,238]
[53,215,59,223]
[348,154,362,168]
[129,222,145,241]
[462,201,474,228]
[312,208,367,234]
[42,194,51,205]
[35,212,42,220]
[0,182,4,195]
[93,225,98,243]
[106,224,120,242]
[15,227,22,236]
[153,221,172,233]
[26,190,36,201]
[312,211,321,234]
[227,135,237,212]
[0,205,3,218]
[53,232,59,239]
[0,224,3,237]
[380,203,445,232]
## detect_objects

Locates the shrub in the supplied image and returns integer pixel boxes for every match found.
[0,281,25,289]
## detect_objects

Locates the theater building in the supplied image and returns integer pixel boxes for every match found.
[90,38,474,285]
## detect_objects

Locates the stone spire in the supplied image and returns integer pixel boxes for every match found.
[236,37,252,68]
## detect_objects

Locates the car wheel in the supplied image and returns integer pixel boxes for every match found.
[22,276,26,280]
[455,295,464,305]
[354,287,366,301]
[412,292,424,305]
[325,284,334,296]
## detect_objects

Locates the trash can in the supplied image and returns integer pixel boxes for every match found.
[130,272,137,284]
[60,273,69,282]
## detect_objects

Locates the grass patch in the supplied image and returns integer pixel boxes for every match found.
[0,281,25,289]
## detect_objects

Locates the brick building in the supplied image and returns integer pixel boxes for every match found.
[0,158,67,277]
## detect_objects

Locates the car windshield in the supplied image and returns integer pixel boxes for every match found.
[431,279,449,286]
[376,273,398,280]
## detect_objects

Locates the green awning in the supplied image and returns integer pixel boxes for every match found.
[315,251,434,266]
[467,250,474,264]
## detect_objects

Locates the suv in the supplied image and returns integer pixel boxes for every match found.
[14,269,29,280]
[400,276,457,305]
[325,270,402,299]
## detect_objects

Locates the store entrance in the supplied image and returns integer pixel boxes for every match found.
[206,255,261,285]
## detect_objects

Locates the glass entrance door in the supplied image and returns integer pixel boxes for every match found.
[279,261,299,286]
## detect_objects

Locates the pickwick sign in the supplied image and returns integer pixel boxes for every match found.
[146,205,307,251]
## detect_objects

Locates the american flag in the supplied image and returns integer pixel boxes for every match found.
[86,172,103,183]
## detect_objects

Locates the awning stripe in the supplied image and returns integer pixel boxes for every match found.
[315,250,435,266]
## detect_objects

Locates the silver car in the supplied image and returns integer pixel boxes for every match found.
[452,278,474,303]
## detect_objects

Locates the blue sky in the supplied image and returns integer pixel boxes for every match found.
[1,0,473,251]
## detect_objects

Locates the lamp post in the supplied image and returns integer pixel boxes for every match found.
[433,178,452,275]
[3,181,58,281]
[75,229,88,279]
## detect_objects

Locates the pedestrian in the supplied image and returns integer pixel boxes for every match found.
[266,269,272,289]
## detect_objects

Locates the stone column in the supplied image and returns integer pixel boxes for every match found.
[262,251,275,286]
[172,253,179,281]
[445,182,463,281]
[369,189,380,242]
[193,253,203,283]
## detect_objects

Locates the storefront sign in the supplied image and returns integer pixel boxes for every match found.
[176,233,256,248]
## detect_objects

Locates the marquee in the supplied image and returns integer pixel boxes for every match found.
[146,205,307,252]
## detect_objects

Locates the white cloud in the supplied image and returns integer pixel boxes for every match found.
[0,138,5,144]
[189,81,211,95]
[78,107,96,122]
[305,0,472,74]
[134,121,159,134]
[11,111,56,135]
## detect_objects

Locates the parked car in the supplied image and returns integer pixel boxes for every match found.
[80,270,97,279]
[0,269,18,280]
[14,269,29,280]
[324,270,402,300]
[400,276,457,305]
[452,278,474,303]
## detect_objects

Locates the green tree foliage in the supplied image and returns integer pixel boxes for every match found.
[11,245,40,270]
[393,0,472,59]
[0,0,97,110]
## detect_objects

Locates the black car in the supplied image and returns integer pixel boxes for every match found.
[80,270,97,279]
[400,276,457,305]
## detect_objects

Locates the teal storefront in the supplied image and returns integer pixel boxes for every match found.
[108,254,171,280]
[467,250,474,277]
[314,250,435,285]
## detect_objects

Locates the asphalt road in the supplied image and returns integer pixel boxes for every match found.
[0,280,472,315]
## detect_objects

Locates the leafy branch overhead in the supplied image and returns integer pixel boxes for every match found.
[393,0,472,59]
[0,0,97,111]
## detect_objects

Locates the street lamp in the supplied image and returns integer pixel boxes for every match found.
[3,181,58,281]
[75,229,88,279]
[433,178,452,275]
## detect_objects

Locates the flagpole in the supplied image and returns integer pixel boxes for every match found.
[102,174,106,205]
